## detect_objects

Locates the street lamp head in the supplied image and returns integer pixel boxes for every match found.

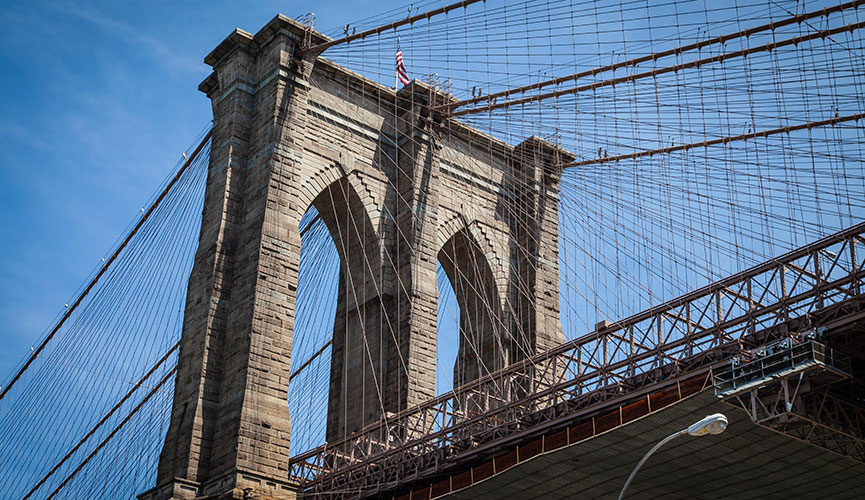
[687,413,728,436]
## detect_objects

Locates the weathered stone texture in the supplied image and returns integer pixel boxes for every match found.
[143,13,573,500]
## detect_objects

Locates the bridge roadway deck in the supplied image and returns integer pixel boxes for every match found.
[435,390,865,499]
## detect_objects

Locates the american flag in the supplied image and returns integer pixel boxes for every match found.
[395,50,410,86]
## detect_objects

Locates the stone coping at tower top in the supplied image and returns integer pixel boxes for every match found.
[198,13,448,105]
[197,13,577,166]
[203,14,332,67]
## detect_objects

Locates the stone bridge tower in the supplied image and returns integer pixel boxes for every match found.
[140,15,574,500]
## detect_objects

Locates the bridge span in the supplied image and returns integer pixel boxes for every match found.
[2,2,863,500]
[290,222,865,499]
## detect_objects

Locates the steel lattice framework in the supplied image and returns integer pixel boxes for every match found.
[289,222,865,497]
[714,337,865,463]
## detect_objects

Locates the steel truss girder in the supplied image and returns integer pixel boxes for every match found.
[289,223,865,498]
[729,380,865,463]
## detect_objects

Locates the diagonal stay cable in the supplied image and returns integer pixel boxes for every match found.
[447,19,865,117]
[42,364,179,500]
[302,0,485,56]
[0,129,211,403]
[566,112,865,168]
[435,0,865,113]
[19,341,180,500]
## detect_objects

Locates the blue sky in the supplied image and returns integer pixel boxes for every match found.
[1,0,862,493]
[4,0,860,395]
[0,1,408,378]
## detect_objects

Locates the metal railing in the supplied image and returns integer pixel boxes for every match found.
[288,222,865,497]
[713,337,853,398]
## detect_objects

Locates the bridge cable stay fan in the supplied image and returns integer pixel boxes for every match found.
[1,0,864,499]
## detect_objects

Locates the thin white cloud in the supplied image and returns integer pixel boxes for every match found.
[48,3,201,74]
[0,122,50,152]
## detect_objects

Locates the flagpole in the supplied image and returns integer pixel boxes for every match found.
[395,36,400,89]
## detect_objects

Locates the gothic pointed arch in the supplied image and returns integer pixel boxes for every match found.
[437,217,505,387]
[303,173,393,441]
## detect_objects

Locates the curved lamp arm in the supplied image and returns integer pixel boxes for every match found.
[617,414,727,500]
[617,429,687,500]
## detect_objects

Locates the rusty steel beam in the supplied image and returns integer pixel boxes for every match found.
[446,19,865,117]
[567,112,865,168]
[434,0,864,114]
[301,0,485,56]
[0,129,212,403]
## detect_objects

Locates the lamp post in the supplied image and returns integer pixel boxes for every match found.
[617,413,728,500]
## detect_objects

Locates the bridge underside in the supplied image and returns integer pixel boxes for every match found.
[433,391,864,499]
